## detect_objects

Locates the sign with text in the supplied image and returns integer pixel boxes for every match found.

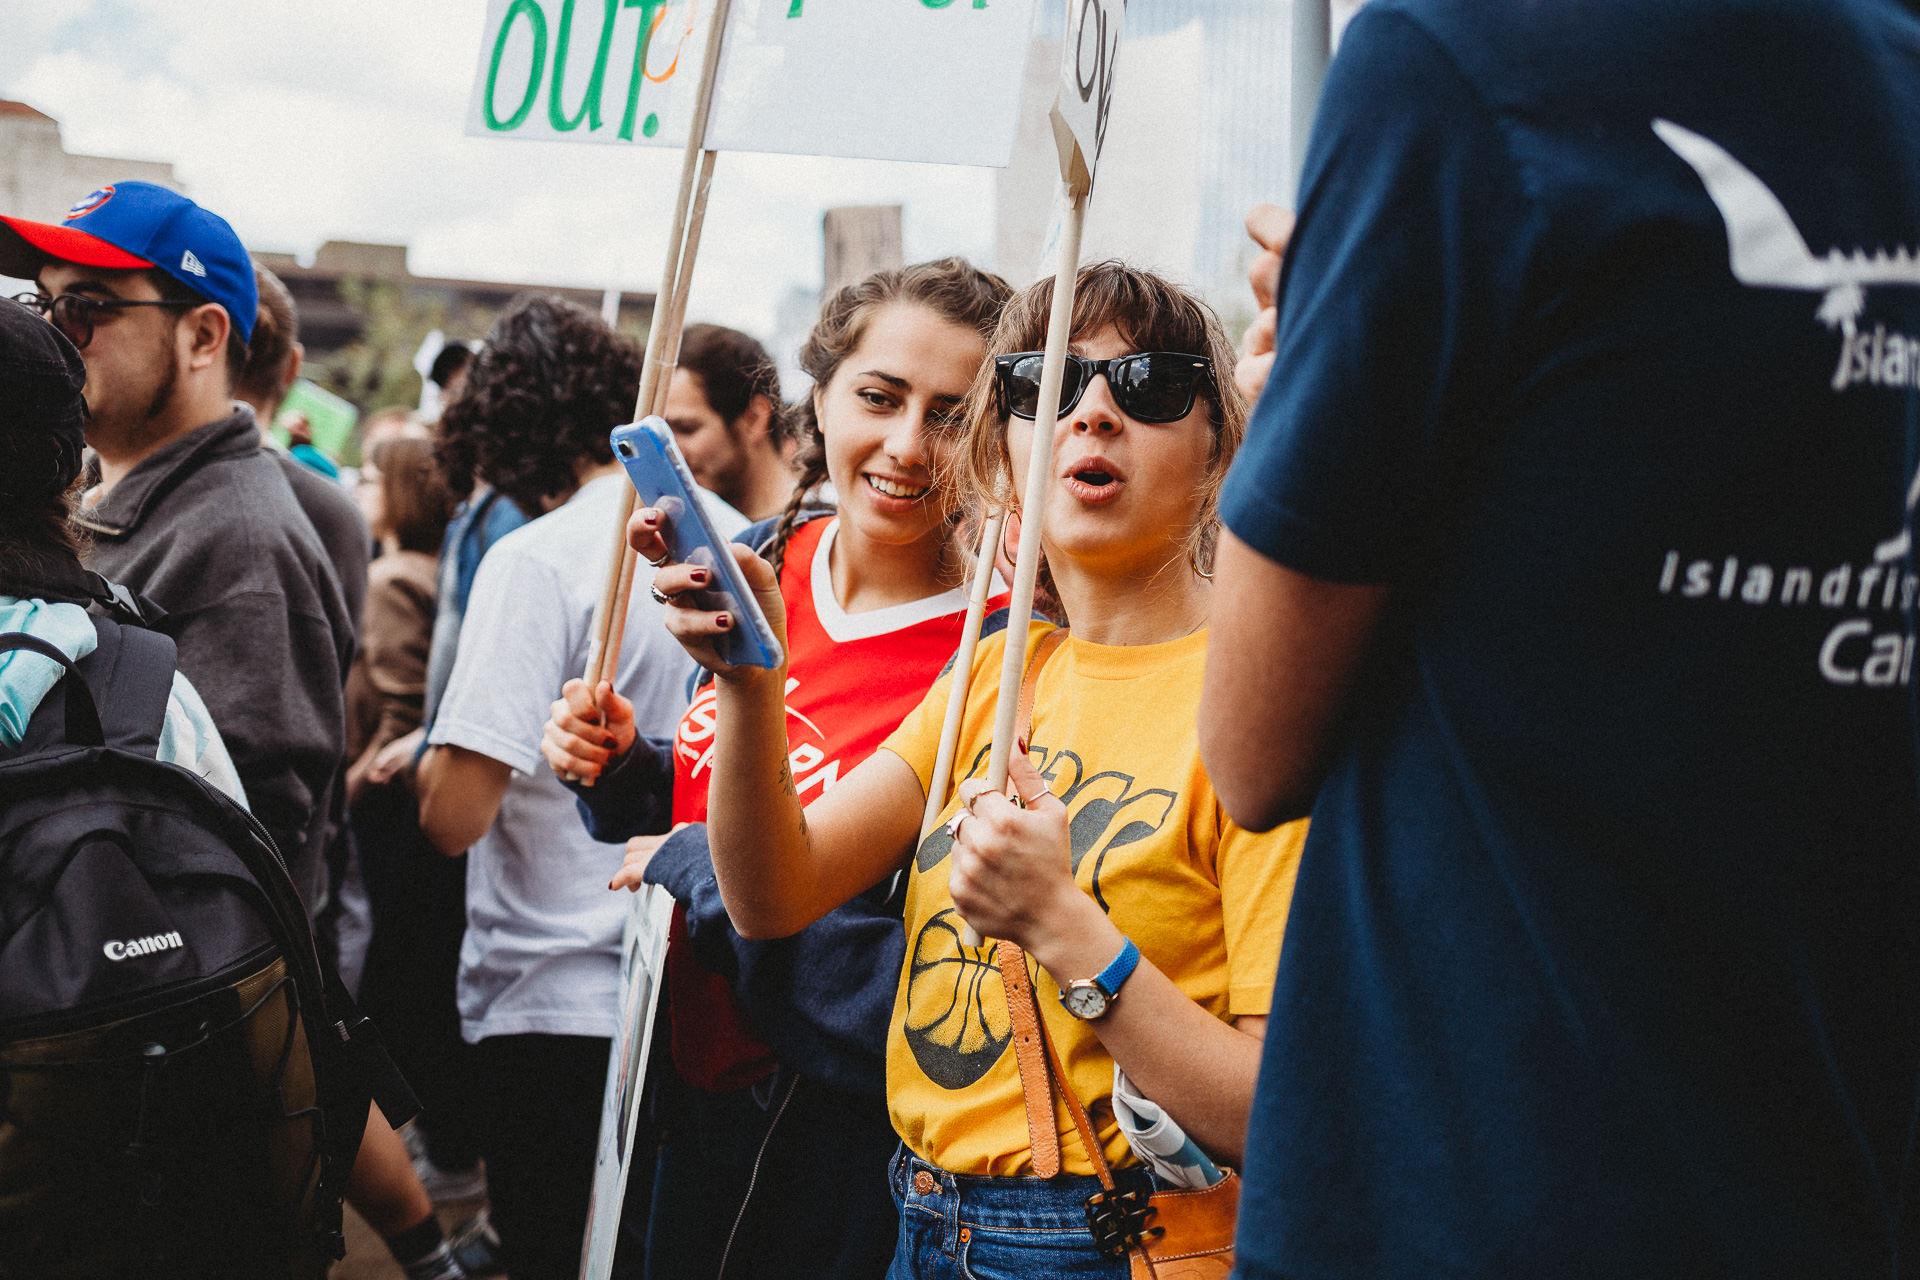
[1050,0,1124,194]
[579,885,674,1279]
[467,0,1037,167]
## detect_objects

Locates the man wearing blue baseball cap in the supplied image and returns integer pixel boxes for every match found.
[0,185,480,1280]
[0,182,354,914]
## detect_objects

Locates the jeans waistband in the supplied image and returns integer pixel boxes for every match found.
[890,1144,1155,1233]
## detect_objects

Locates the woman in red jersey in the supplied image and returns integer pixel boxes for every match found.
[541,258,1012,1280]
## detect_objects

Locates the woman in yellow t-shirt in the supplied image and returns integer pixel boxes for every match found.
[632,262,1307,1279]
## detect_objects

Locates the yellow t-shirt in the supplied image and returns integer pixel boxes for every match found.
[878,622,1306,1177]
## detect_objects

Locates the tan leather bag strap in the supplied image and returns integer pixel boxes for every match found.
[997,941,1062,1179]
[991,626,1159,1275]
[1037,998,1120,1190]
[1012,946,1152,1276]
[1009,954,1164,1280]
[991,626,1069,1178]
[1015,626,1068,752]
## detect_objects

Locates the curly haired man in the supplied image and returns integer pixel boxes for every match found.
[417,295,747,1279]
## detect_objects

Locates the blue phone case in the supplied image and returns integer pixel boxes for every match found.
[610,417,782,670]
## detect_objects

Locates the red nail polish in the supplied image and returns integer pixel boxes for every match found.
[715,613,733,629]
[1017,735,1029,754]
[690,568,710,585]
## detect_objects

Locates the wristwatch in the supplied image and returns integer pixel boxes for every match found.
[1059,938,1141,1021]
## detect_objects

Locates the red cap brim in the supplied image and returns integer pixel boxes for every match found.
[0,215,153,278]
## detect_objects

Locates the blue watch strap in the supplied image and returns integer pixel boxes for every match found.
[1094,937,1141,1000]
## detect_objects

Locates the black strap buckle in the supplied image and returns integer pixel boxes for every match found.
[90,572,166,627]
[0,555,166,627]
[1084,1184,1154,1257]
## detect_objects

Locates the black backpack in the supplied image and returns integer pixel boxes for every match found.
[0,608,416,1278]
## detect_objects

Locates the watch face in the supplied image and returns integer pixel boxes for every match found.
[1063,983,1109,1020]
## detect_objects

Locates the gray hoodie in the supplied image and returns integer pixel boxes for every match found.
[77,407,353,910]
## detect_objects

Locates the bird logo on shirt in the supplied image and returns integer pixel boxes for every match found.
[1655,117,1920,560]
[1654,117,1920,332]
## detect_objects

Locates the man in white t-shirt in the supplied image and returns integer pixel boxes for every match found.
[417,296,747,1280]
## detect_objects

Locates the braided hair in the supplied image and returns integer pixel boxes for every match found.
[764,257,1012,576]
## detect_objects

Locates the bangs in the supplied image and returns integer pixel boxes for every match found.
[988,259,1216,360]
[952,260,1250,601]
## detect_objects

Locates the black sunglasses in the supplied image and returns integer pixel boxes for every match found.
[995,350,1214,424]
[10,292,196,351]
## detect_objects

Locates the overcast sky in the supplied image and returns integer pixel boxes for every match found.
[3,0,1013,337]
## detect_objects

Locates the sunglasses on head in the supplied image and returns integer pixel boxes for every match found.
[10,292,197,352]
[994,350,1214,425]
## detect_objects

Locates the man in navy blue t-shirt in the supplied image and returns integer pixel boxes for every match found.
[1202,2,1920,1276]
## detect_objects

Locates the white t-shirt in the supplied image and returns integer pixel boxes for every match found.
[429,473,747,1042]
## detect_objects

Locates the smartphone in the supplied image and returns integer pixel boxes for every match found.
[610,417,782,669]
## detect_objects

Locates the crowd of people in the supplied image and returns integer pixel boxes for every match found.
[2,2,1919,1277]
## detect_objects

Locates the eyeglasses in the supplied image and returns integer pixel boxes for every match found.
[10,292,197,351]
[995,350,1214,424]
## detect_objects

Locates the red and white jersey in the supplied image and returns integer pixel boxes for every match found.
[671,516,1005,825]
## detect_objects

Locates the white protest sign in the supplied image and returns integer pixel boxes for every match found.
[467,0,1037,167]
[1049,0,1123,195]
[580,884,674,1279]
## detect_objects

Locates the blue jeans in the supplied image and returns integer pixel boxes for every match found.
[886,1145,1151,1279]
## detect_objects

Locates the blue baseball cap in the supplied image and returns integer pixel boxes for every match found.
[0,181,257,342]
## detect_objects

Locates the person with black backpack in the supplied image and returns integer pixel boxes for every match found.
[0,297,421,1276]
[0,302,244,805]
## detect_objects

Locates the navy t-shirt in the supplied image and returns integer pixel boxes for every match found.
[1222,2,1920,1276]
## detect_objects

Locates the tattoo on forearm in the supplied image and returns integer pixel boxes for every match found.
[779,758,809,838]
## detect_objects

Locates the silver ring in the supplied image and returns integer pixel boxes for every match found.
[945,811,967,841]
[650,585,672,605]
[645,551,671,569]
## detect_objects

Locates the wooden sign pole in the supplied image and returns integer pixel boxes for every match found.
[920,510,1009,841]
[596,146,720,687]
[950,0,1120,946]
[958,188,1088,948]
[582,0,735,694]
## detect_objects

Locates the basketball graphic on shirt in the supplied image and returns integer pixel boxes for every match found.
[904,745,1179,1089]
[903,909,1013,1089]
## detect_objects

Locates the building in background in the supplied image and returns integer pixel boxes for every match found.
[1127,0,1291,313]
[251,240,654,414]
[253,240,652,362]
[994,1,1290,323]
[767,206,905,400]
[823,205,904,297]
[994,1,1368,324]
[0,98,177,227]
